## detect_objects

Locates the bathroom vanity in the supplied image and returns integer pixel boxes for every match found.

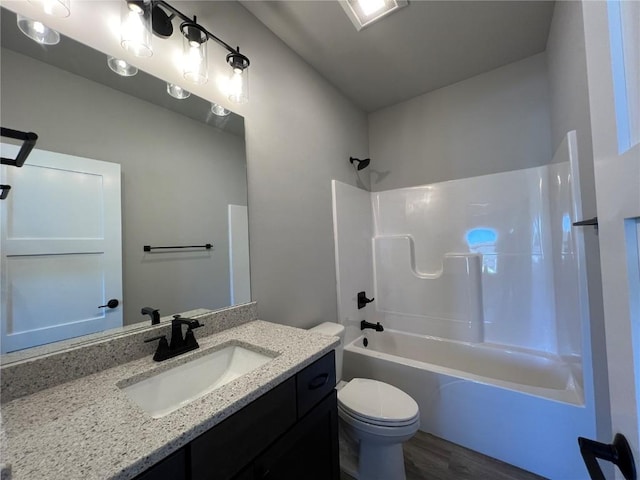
[0,308,340,480]
[137,351,338,480]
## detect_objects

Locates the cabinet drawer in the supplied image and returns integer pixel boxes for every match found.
[191,377,297,480]
[296,350,335,418]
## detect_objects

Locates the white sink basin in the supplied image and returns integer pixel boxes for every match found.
[120,344,275,418]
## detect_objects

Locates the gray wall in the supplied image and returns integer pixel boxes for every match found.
[546,0,611,442]
[1,48,247,325]
[187,2,369,328]
[368,53,552,191]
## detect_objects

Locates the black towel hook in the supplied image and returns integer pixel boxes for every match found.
[357,291,375,309]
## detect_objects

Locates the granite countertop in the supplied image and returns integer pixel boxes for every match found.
[0,320,339,480]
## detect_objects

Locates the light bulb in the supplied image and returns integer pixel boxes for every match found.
[120,0,152,57]
[16,15,60,45]
[228,67,248,104]
[167,83,191,99]
[128,2,143,14]
[211,103,230,117]
[226,51,249,104]
[181,24,208,85]
[33,21,46,34]
[107,56,138,77]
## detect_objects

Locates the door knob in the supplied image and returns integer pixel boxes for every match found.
[98,299,119,309]
[578,433,636,480]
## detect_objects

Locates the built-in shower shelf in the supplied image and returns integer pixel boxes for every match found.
[373,235,483,343]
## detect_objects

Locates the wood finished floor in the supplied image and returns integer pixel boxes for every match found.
[340,431,547,480]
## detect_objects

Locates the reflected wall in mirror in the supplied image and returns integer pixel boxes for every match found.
[0,8,250,358]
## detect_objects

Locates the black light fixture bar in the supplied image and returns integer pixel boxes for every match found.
[151,1,249,65]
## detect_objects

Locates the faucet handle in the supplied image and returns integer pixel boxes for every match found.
[173,315,202,330]
[144,335,170,361]
[144,334,167,344]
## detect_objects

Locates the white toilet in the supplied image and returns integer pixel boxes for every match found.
[309,322,420,480]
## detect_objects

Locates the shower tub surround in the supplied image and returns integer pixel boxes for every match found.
[0,303,340,479]
[332,132,597,478]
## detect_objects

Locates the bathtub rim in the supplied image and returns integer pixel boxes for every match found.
[345,329,585,407]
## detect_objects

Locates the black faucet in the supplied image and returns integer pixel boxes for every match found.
[361,320,384,332]
[144,315,203,361]
[141,307,160,325]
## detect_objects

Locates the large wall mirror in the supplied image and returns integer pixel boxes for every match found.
[0,8,250,361]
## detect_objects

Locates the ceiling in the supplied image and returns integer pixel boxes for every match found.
[241,1,556,113]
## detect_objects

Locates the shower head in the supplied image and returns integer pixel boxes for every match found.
[350,157,370,171]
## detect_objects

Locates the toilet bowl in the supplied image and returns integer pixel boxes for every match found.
[309,322,420,480]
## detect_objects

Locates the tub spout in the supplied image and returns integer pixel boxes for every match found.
[361,320,384,332]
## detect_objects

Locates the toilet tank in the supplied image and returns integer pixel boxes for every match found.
[309,322,345,382]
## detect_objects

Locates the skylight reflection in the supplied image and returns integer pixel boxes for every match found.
[359,0,385,16]
[466,228,498,274]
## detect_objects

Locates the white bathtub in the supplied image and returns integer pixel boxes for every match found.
[343,330,594,479]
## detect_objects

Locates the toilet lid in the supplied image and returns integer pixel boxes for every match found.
[337,378,419,426]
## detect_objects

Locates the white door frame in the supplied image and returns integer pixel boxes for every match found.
[583,0,640,474]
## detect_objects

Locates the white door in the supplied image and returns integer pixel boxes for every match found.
[583,0,640,475]
[0,143,122,353]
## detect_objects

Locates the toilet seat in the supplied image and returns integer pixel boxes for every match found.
[338,378,419,427]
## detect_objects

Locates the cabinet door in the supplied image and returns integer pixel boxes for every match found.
[253,390,339,480]
[134,449,186,480]
[191,377,297,480]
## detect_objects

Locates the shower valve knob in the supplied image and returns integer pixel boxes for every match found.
[357,291,375,309]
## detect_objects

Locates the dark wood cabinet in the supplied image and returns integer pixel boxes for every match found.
[191,377,297,480]
[295,349,336,418]
[134,350,338,480]
[252,390,339,480]
[134,449,187,480]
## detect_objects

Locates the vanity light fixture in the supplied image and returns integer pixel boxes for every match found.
[28,0,70,18]
[121,0,251,103]
[181,22,208,84]
[121,0,153,57]
[210,103,230,117]
[16,14,60,45]
[227,51,249,104]
[107,56,139,77]
[339,0,408,31]
[167,83,191,99]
